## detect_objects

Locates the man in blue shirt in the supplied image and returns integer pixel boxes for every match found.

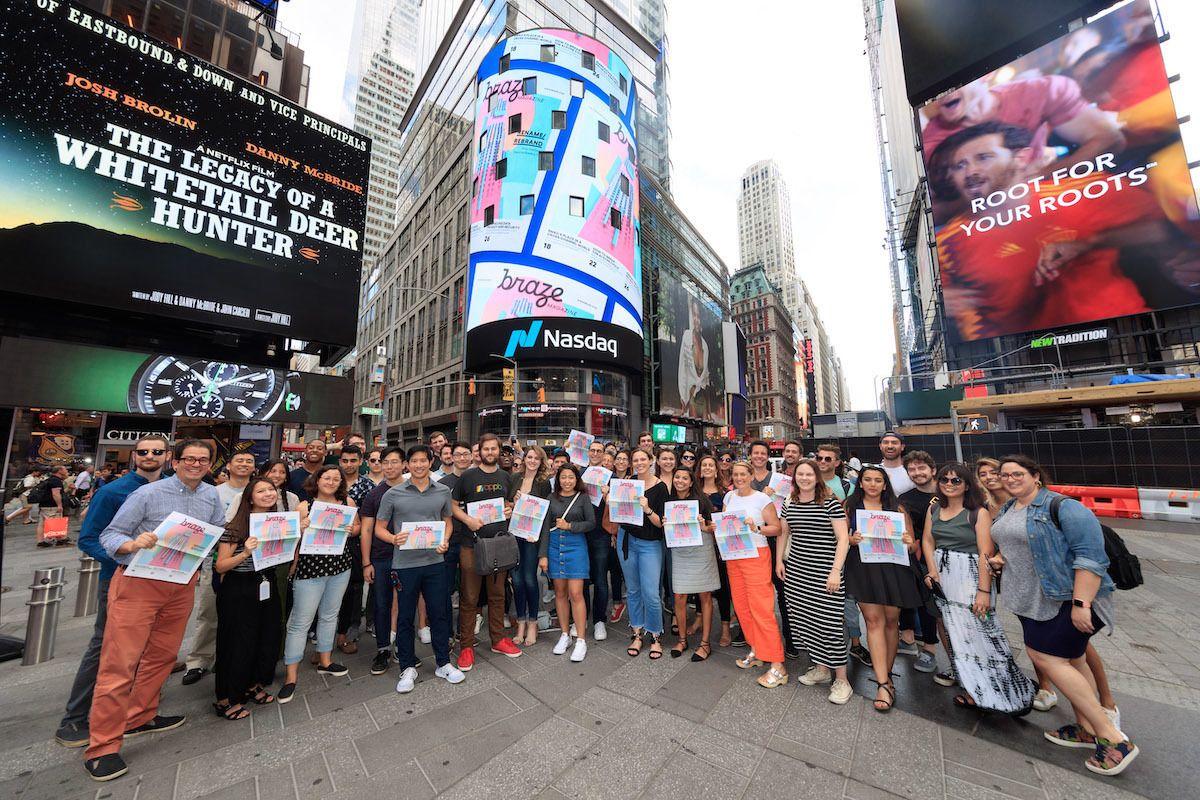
[84,439,225,782]
[54,437,168,748]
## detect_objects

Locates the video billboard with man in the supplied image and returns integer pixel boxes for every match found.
[918,0,1200,342]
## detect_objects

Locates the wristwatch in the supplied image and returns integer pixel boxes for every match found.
[1071,598,1091,609]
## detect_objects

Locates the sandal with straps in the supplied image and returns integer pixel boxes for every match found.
[757,665,788,689]
[648,633,664,660]
[218,702,250,721]
[627,629,644,657]
[872,681,896,713]
[690,640,711,662]
[249,686,275,705]
[671,634,689,659]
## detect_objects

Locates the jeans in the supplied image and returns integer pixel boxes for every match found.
[59,577,110,730]
[617,530,664,635]
[394,561,452,669]
[845,596,862,640]
[284,569,351,665]
[585,535,610,624]
[370,556,396,652]
[608,540,624,602]
[513,537,541,621]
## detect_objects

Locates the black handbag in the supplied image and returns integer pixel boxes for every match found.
[473,530,519,575]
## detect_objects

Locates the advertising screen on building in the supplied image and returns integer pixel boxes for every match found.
[0,338,351,425]
[465,29,642,373]
[656,282,725,426]
[0,0,370,347]
[896,0,1110,105]
[920,0,1200,343]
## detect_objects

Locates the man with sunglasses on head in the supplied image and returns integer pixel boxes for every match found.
[84,439,225,781]
[897,450,941,672]
[55,437,170,749]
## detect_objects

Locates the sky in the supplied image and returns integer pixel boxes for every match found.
[280,0,1200,412]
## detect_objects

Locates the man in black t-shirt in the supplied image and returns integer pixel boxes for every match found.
[35,466,69,547]
[359,447,407,676]
[897,450,939,671]
[450,434,519,670]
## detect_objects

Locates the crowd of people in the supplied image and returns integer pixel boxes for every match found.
[36,427,1137,781]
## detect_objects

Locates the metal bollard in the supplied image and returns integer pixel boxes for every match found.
[75,557,100,617]
[22,566,65,666]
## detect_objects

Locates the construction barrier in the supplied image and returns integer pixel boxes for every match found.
[1136,488,1200,523]
[1049,485,1142,519]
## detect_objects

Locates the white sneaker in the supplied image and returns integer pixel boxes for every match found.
[395,666,417,694]
[474,614,483,634]
[798,665,833,686]
[570,639,587,662]
[594,621,607,641]
[435,663,465,684]
[418,626,431,644]
[1033,689,1058,712]
[553,633,571,655]
[1104,704,1121,731]
[828,679,853,705]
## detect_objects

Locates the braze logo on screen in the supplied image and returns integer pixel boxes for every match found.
[503,321,618,359]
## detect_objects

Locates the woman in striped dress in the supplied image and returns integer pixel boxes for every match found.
[776,460,853,705]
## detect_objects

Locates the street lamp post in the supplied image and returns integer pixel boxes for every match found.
[490,353,518,444]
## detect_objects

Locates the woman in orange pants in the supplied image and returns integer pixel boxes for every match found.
[720,462,787,688]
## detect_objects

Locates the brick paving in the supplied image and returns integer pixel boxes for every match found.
[0,518,1195,799]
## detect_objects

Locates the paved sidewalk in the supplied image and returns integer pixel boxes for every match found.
[0,518,1195,800]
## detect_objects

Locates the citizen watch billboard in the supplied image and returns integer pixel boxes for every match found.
[464,317,643,373]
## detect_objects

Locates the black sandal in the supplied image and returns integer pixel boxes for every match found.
[648,633,664,660]
[627,629,644,657]
[872,681,896,713]
[249,686,275,705]
[671,634,689,659]
[220,703,250,720]
[690,641,711,662]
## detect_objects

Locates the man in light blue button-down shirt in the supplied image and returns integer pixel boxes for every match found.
[84,440,226,782]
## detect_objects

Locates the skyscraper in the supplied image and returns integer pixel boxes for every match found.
[347,1,418,289]
[736,160,846,413]
[352,0,669,443]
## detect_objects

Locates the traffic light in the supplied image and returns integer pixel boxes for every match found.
[467,377,476,396]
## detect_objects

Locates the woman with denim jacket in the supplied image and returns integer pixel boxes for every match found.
[989,455,1137,776]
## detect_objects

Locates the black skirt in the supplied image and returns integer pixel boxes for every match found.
[843,547,925,609]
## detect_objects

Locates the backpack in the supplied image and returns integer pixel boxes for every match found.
[27,477,54,505]
[1048,496,1143,590]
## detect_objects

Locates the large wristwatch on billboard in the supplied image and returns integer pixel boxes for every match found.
[127,356,289,419]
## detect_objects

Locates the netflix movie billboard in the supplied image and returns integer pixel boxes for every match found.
[0,0,370,347]
[920,0,1200,343]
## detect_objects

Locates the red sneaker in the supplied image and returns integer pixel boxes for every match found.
[609,602,626,624]
[490,637,523,658]
[457,646,475,672]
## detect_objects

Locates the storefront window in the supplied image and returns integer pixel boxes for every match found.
[5,409,101,484]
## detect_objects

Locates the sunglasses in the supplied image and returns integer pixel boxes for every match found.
[938,476,964,485]
[719,457,732,463]
[368,458,381,463]
[815,456,835,463]
[681,454,695,461]
[135,448,166,456]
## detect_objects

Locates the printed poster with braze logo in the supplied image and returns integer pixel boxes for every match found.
[125,511,223,583]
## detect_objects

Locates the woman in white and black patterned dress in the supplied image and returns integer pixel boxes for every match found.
[776,460,853,705]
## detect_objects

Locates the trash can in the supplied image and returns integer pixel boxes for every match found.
[22,566,65,666]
